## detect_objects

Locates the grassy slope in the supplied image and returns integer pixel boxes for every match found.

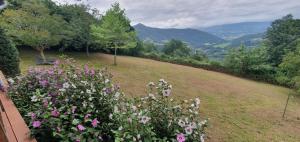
[20,49,300,142]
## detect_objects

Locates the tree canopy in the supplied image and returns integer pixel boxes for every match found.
[0,0,73,62]
[91,2,137,65]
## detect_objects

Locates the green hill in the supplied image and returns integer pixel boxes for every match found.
[134,23,225,48]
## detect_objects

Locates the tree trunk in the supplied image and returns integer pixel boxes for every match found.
[40,49,46,63]
[86,43,90,57]
[114,47,117,66]
[282,93,291,119]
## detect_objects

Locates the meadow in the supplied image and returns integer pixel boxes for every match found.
[19,49,300,142]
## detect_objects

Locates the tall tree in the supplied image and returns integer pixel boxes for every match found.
[91,3,137,65]
[265,14,300,66]
[55,4,99,55]
[0,0,72,62]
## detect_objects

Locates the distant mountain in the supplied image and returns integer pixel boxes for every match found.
[201,22,271,40]
[134,23,225,48]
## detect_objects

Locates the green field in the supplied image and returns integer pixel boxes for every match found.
[20,49,300,142]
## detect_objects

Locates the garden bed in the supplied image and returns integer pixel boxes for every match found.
[7,58,208,142]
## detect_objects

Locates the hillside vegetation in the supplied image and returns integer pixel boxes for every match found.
[20,49,300,142]
[134,23,225,47]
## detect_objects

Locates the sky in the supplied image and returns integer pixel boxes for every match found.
[55,0,300,28]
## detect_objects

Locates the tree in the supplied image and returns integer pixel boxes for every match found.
[55,3,99,56]
[91,3,137,65]
[0,28,20,77]
[163,39,191,57]
[276,39,300,119]
[225,45,274,80]
[0,0,72,62]
[265,14,300,66]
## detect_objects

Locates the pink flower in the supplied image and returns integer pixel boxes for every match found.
[91,118,100,127]
[84,65,89,75]
[48,69,54,75]
[84,114,91,120]
[90,68,95,76]
[51,109,60,117]
[43,99,48,107]
[30,112,36,119]
[176,133,185,142]
[32,121,41,128]
[39,80,48,87]
[77,124,85,131]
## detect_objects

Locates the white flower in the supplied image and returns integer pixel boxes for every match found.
[81,81,88,85]
[8,78,14,84]
[139,116,151,124]
[200,134,205,142]
[88,97,93,101]
[137,134,141,140]
[195,98,200,105]
[59,88,66,92]
[147,82,155,86]
[105,79,110,84]
[31,96,38,102]
[149,94,156,99]
[189,122,197,129]
[185,126,193,135]
[178,119,186,127]
[118,126,123,131]
[132,105,137,111]
[109,114,113,119]
[162,89,171,97]
[63,82,70,89]
[73,74,78,78]
[86,89,92,94]
[191,104,195,107]
[71,83,77,89]
[114,106,119,113]
[115,92,120,98]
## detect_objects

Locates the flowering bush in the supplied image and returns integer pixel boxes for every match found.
[8,58,122,141]
[8,58,208,142]
[113,79,208,142]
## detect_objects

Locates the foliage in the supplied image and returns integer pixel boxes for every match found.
[0,28,20,77]
[54,3,98,54]
[277,40,300,93]
[224,45,275,81]
[265,14,300,66]
[163,39,191,57]
[0,0,73,62]
[112,79,208,141]
[8,58,208,142]
[8,58,121,141]
[91,2,137,65]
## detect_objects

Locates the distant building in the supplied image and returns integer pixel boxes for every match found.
[0,0,7,10]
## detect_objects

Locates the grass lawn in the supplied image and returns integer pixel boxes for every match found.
[20,49,300,142]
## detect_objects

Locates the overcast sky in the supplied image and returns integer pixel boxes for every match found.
[55,0,300,28]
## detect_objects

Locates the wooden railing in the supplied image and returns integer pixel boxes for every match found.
[0,71,36,142]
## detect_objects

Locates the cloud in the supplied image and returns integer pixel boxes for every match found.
[54,0,300,28]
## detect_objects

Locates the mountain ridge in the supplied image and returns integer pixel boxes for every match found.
[134,23,225,48]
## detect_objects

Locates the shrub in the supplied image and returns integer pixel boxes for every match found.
[8,58,207,142]
[112,79,208,141]
[0,28,20,77]
[8,58,122,141]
